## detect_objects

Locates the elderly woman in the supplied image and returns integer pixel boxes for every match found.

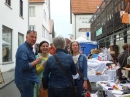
[43,36,77,97]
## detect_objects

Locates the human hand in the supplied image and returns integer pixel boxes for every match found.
[36,56,42,64]
[83,80,88,90]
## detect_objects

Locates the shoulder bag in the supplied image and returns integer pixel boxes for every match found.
[54,55,78,97]
[76,66,92,92]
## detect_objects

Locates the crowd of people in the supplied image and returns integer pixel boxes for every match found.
[14,30,90,97]
[14,30,130,97]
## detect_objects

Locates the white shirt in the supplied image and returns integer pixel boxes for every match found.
[72,54,80,79]
[73,54,80,64]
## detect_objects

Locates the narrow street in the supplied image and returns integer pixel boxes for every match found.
[0,81,20,97]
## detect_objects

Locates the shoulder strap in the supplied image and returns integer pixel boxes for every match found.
[53,55,75,86]
[76,54,84,80]
[76,67,84,80]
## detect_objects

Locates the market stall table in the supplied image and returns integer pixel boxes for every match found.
[96,81,130,97]
[87,59,113,72]
[105,69,117,80]
[88,74,110,82]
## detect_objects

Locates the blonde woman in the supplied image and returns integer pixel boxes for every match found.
[70,41,89,97]
[34,41,49,97]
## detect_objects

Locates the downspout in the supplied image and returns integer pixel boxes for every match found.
[49,0,51,19]
[75,15,76,39]
[28,0,29,30]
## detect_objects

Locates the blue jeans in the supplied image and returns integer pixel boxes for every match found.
[16,82,35,97]
[48,87,73,97]
[74,79,84,97]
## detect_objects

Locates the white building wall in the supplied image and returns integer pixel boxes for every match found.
[0,0,29,72]
[72,14,92,40]
[29,2,51,44]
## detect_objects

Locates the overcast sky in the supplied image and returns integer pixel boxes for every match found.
[50,0,72,38]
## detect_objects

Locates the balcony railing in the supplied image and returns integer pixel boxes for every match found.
[91,0,127,41]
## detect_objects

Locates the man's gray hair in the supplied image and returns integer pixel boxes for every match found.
[26,30,37,35]
[53,36,66,49]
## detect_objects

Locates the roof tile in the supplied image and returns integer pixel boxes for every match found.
[71,0,102,14]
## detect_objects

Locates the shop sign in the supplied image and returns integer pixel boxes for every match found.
[79,28,90,32]
[79,17,91,23]
[96,27,102,36]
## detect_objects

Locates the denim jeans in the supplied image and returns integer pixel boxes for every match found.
[48,87,73,97]
[16,82,35,97]
[74,79,84,97]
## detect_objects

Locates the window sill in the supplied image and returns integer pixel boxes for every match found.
[19,15,24,19]
[2,61,14,65]
[5,3,12,10]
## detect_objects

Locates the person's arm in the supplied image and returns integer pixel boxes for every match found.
[17,50,31,71]
[36,64,44,74]
[82,55,89,90]
[31,57,42,67]
[17,50,42,71]
[82,55,88,80]
[36,61,46,74]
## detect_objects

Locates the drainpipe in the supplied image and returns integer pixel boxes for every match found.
[28,0,29,30]
[75,15,76,39]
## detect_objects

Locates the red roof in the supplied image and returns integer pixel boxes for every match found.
[71,0,102,14]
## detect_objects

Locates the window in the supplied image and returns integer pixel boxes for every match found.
[5,0,11,6]
[29,25,35,30]
[20,0,23,17]
[29,6,35,16]
[2,26,12,62]
[18,33,24,46]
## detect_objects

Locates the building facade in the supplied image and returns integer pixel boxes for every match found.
[72,14,92,40]
[90,0,130,54]
[70,0,102,40]
[29,0,52,46]
[0,0,29,72]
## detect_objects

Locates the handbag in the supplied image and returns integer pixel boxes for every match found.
[53,55,78,97]
[42,78,48,89]
[38,85,48,97]
[76,66,92,92]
